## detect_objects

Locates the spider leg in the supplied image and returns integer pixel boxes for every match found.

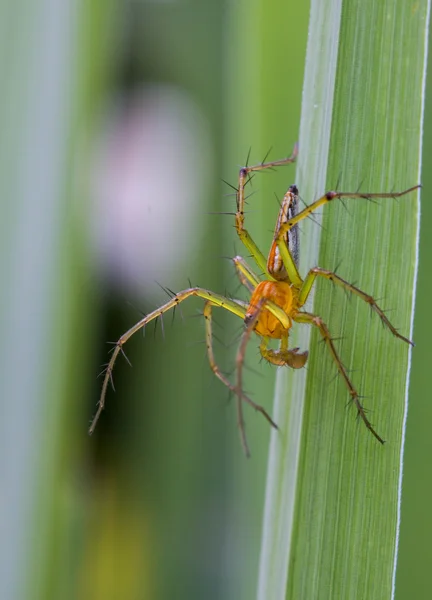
[259,335,308,369]
[298,267,413,346]
[276,185,420,241]
[89,287,246,435]
[232,255,260,292]
[235,143,298,276]
[235,298,266,455]
[294,311,385,444]
[203,301,277,457]
[270,185,303,286]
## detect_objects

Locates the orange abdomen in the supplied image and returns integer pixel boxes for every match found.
[245,281,293,339]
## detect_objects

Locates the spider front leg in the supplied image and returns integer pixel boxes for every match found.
[234,297,270,455]
[275,185,421,245]
[298,267,413,346]
[235,143,298,275]
[294,311,385,444]
[203,300,277,457]
[232,255,260,292]
[89,287,246,435]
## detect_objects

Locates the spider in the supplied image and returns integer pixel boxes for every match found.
[89,144,419,456]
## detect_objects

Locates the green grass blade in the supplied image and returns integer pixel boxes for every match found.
[257,0,429,598]
[257,3,343,595]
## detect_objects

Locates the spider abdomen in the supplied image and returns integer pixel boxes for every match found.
[246,280,293,339]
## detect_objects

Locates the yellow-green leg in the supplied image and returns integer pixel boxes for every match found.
[232,255,261,292]
[298,267,413,346]
[270,185,303,286]
[235,143,298,276]
[294,311,385,444]
[275,235,303,288]
[89,287,247,434]
[276,186,420,243]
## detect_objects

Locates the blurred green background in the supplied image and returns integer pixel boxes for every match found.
[0,1,430,599]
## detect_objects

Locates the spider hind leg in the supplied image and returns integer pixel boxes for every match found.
[298,267,413,346]
[294,311,385,444]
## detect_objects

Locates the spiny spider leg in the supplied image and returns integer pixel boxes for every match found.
[235,298,267,455]
[298,267,414,346]
[294,311,385,444]
[276,185,421,242]
[271,185,302,285]
[203,300,277,457]
[235,143,298,275]
[89,288,247,435]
